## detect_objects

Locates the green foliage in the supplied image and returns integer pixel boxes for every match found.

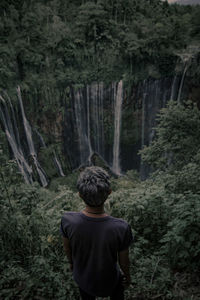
[121,109,140,145]
[161,193,200,270]
[109,101,200,298]
[141,101,200,172]
[1,0,200,101]
[0,183,82,299]
[110,170,139,191]
[49,171,80,192]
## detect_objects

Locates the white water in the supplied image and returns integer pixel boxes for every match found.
[6,92,22,149]
[34,128,65,177]
[99,82,104,157]
[170,75,178,100]
[86,85,93,163]
[141,90,146,149]
[74,90,89,165]
[177,63,188,103]
[74,83,106,167]
[91,82,104,157]
[112,80,123,175]
[0,95,33,184]
[34,128,46,147]
[17,87,48,187]
[53,151,65,177]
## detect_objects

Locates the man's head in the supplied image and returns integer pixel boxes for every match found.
[77,166,111,207]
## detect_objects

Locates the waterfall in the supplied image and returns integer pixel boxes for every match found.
[177,63,188,103]
[170,75,178,100]
[34,128,65,177]
[140,81,147,179]
[0,95,33,184]
[99,82,104,157]
[74,89,90,165]
[139,78,173,179]
[66,78,180,175]
[91,82,105,158]
[34,128,46,147]
[74,90,83,164]
[112,80,123,175]
[141,87,146,150]
[2,75,189,182]
[53,151,65,177]
[86,85,93,163]
[17,87,48,187]
[6,92,22,149]
[90,82,104,155]
[73,83,106,168]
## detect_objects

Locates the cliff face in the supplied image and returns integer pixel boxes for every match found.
[1,74,195,186]
[62,77,173,173]
[1,50,199,185]
[40,111,63,143]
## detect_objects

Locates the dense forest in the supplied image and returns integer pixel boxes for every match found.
[1,0,200,299]
[1,0,200,92]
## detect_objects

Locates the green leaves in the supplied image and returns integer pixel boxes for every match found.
[141,101,200,172]
[1,0,199,94]
[0,181,82,299]
[160,193,200,269]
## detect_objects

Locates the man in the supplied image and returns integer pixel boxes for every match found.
[60,166,133,300]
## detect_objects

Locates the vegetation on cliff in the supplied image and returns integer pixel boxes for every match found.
[1,0,200,179]
[0,0,200,97]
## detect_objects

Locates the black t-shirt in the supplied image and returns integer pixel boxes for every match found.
[60,211,133,297]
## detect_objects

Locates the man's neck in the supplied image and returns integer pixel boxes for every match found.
[82,205,108,218]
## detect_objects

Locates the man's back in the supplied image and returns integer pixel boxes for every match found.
[61,211,133,297]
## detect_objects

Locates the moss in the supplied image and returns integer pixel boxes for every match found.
[38,148,58,179]
[49,171,79,192]
[121,109,140,146]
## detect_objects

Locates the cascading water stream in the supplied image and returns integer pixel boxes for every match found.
[141,91,146,150]
[34,128,65,177]
[91,82,104,158]
[53,151,65,177]
[170,75,178,100]
[86,85,93,163]
[177,63,189,103]
[140,80,147,179]
[66,78,181,175]
[2,76,188,183]
[0,95,33,184]
[6,92,22,149]
[74,90,90,165]
[34,128,46,147]
[17,87,48,187]
[99,82,104,157]
[73,83,106,168]
[112,80,123,175]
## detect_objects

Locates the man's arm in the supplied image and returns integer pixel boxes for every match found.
[118,248,131,286]
[62,237,73,271]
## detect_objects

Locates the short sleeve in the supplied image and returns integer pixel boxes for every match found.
[119,224,134,252]
[60,216,69,238]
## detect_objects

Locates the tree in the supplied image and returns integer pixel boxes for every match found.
[141,101,200,172]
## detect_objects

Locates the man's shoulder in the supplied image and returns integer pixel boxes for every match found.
[109,216,130,229]
[61,211,82,224]
[62,211,80,217]
[109,215,129,224]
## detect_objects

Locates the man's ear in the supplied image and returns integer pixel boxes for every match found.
[79,192,83,199]
[108,189,112,195]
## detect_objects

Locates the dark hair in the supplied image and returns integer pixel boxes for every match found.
[76,166,111,207]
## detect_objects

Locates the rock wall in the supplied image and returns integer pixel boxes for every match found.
[0,70,197,184]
